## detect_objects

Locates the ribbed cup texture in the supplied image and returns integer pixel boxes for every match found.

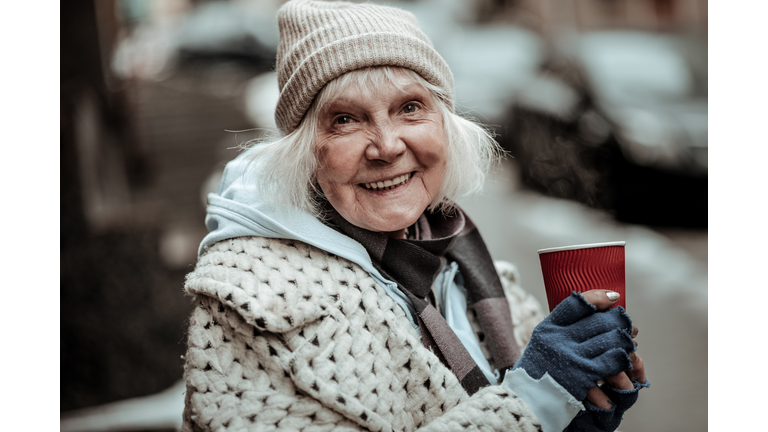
[539,246,626,312]
[275,0,455,134]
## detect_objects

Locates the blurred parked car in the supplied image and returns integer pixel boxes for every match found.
[112,1,278,83]
[175,1,277,72]
[501,30,707,228]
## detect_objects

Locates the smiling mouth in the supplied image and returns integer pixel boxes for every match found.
[361,172,413,191]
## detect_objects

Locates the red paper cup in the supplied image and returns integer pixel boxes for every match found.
[538,241,626,312]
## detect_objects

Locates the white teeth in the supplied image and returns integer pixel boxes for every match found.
[363,173,411,190]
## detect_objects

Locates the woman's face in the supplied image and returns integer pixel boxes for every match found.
[315,72,447,238]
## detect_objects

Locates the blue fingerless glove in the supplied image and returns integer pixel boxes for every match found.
[565,378,650,432]
[512,291,636,402]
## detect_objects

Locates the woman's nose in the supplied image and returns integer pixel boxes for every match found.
[365,126,406,163]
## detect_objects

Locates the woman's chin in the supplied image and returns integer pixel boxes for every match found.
[359,211,421,236]
[334,192,430,235]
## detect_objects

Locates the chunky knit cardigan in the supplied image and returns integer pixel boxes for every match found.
[181,236,547,431]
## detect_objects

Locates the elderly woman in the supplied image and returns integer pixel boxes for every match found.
[181,1,648,431]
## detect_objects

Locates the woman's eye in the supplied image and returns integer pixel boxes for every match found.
[403,104,418,114]
[335,115,352,124]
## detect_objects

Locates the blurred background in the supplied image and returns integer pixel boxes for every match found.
[60,0,707,431]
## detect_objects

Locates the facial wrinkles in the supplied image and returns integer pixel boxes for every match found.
[322,100,410,180]
[314,73,448,236]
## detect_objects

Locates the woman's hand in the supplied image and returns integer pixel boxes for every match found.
[512,289,636,402]
[579,290,646,409]
[510,289,647,432]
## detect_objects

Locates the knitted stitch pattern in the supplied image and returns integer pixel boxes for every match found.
[182,236,545,431]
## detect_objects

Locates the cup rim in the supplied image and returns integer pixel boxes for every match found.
[537,241,626,254]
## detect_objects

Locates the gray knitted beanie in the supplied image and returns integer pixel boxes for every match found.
[274,0,455,135]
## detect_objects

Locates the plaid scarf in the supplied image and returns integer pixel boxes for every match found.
[326,206,522,395]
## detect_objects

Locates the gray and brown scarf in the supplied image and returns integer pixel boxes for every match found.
[326,205,521,396]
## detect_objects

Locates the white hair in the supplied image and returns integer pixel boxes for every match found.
[240,66,503,218]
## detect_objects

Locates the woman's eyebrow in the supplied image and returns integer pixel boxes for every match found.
[322,96,360,113]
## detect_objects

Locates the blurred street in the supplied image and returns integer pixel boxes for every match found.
[61,1,707,431]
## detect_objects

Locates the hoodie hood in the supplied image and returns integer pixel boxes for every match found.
[200,154,418,328]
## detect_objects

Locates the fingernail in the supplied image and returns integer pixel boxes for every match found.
[606,291,620,301]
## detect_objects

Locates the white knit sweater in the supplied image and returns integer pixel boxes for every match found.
[182,236,546,431]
